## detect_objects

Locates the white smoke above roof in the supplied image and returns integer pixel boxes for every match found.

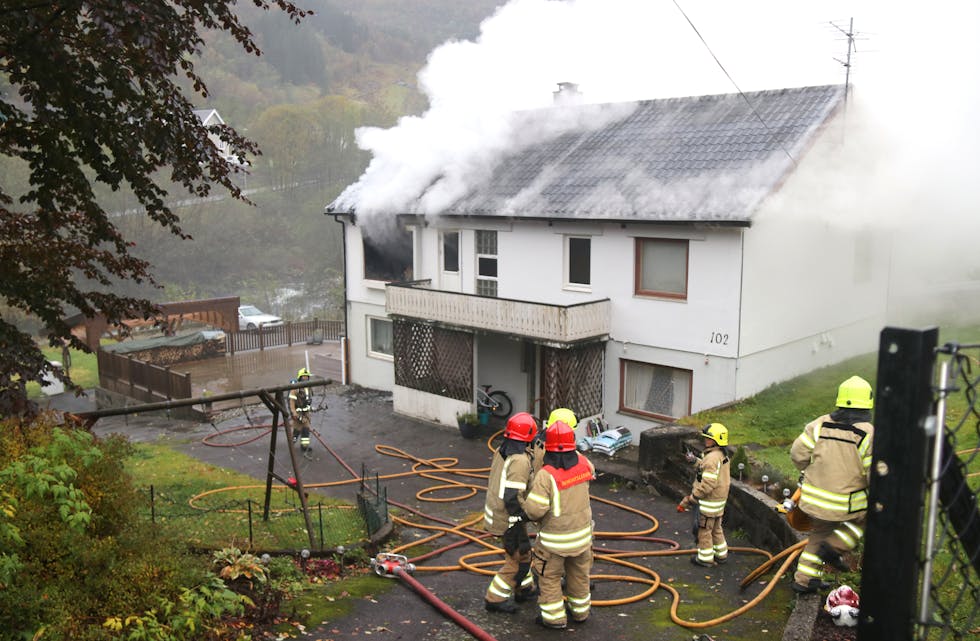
[331,0,980,241]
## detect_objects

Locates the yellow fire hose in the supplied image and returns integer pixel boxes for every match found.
[190,424,807,630]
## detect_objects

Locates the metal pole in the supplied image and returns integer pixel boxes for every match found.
[919,358,949,622]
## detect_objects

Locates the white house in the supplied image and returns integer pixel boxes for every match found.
[327,85,889,441]
[193,108,231,158]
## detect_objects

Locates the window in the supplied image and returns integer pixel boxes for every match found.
[364,226,413,282]
[476,230,498,297]
[620,359,691,420]
[442,231,459,273]
[368,317,393,359]
[566,236,591,289]
[635,238,688,299]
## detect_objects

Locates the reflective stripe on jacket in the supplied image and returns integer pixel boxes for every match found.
[691,446,730,517]
[525,454,594,556]
[791,414,873,522]
[484,449,532,535]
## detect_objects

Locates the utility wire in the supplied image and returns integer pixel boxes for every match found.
[670,0,798,166]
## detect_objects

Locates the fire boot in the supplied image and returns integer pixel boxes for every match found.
[818,542,850,572]
[485,598,518,613]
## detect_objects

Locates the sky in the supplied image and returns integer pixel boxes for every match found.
[334,0,980,295]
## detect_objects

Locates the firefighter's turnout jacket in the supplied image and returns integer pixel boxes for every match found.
[484,448,533,535]
[791,414,873,522]
[524,454,595,555]
[691,446,730,517]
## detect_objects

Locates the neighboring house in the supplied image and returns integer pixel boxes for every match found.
[193,108,231,158]
[327,85,889,440]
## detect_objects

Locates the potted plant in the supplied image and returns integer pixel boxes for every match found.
[456,412,481,439]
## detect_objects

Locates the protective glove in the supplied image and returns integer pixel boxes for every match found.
[503,523,519,555]
[507,509,529,525]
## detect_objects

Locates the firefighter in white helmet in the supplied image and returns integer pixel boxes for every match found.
[483,412,539,613]
[289,367,313,455]
[524,420,594,629]
[679,423,732,567]
[789,375,875,594]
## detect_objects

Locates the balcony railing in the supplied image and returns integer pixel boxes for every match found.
[386,281,610,344]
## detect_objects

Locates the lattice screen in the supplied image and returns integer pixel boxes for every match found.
[541,342,604,419]
[392,320,473,402]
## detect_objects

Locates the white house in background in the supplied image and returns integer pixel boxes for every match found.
[328,85,890,441]
[193,108,231,157]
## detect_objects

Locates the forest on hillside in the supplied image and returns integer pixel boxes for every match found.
[12,0,504,331]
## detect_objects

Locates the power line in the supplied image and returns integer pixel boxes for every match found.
[670,0,798,166]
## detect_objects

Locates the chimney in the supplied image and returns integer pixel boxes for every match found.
[553,82,582,104]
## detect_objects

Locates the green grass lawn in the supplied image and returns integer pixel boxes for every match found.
[26,344,100,399]
[126,443,369,552]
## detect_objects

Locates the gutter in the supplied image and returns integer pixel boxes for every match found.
[328,208,351,385]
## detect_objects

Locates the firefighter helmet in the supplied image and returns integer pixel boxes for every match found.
[835,376,873,409]
[504,412,537,443]
[546,407,577,429]
[701,423,729,447]
[296,367,311,380]
[545,421,576,452]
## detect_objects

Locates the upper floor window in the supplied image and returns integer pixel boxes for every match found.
[442,231,459,273]
[565,236,591,290]
[364,225,413,282]
[635,238,688,299]
[620,359,691,420]
[476,230,498,297]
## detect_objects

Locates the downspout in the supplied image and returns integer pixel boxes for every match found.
[329,209,351,385]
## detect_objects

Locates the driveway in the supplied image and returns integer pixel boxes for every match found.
[54,345,806,641]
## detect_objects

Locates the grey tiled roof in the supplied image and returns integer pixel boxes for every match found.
[440,84,845,222]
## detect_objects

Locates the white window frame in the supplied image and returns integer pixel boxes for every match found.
[441,230,460,274]
[619,358,692,420]
[564,235,592,292]
[475,230,498,297]
[367,316,394,361]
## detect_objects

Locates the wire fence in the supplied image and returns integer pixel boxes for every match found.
[141,484,373,553]
[918,342,980,640]
[861,328,980,641]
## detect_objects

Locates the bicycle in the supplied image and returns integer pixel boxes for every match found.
[476,384,513,419]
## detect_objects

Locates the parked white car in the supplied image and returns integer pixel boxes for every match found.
[238,305,283,331]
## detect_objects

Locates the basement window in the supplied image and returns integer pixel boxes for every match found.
[368,317,393,360]
[364,226,414,283]
[565,236,591,290]
[620,359,691,420]
[635,238,688,300]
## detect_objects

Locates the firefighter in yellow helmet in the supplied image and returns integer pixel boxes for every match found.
[524,420,595,629]
[483,412,539,613]
[789,375,874,594]
[530,407,578,472]
[289,367,313,455]
[679,423,732,567]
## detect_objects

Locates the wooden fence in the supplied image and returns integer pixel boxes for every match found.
[97,349,193,404]
[227,319,344,354]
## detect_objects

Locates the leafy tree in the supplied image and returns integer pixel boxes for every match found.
[0,0,311,416]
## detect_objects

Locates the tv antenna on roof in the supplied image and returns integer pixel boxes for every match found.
[831,18,867,104]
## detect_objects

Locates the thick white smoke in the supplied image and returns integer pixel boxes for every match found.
[333,0,980,315]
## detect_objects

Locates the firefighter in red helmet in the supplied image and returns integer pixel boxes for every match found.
[523,420,595,629]
[483,412,539,613]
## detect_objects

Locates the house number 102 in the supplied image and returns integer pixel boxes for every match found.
[709,332,729,345]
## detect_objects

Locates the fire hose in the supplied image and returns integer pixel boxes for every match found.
[371,552,500,641]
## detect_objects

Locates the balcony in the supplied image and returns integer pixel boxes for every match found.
[386,281,610,345]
